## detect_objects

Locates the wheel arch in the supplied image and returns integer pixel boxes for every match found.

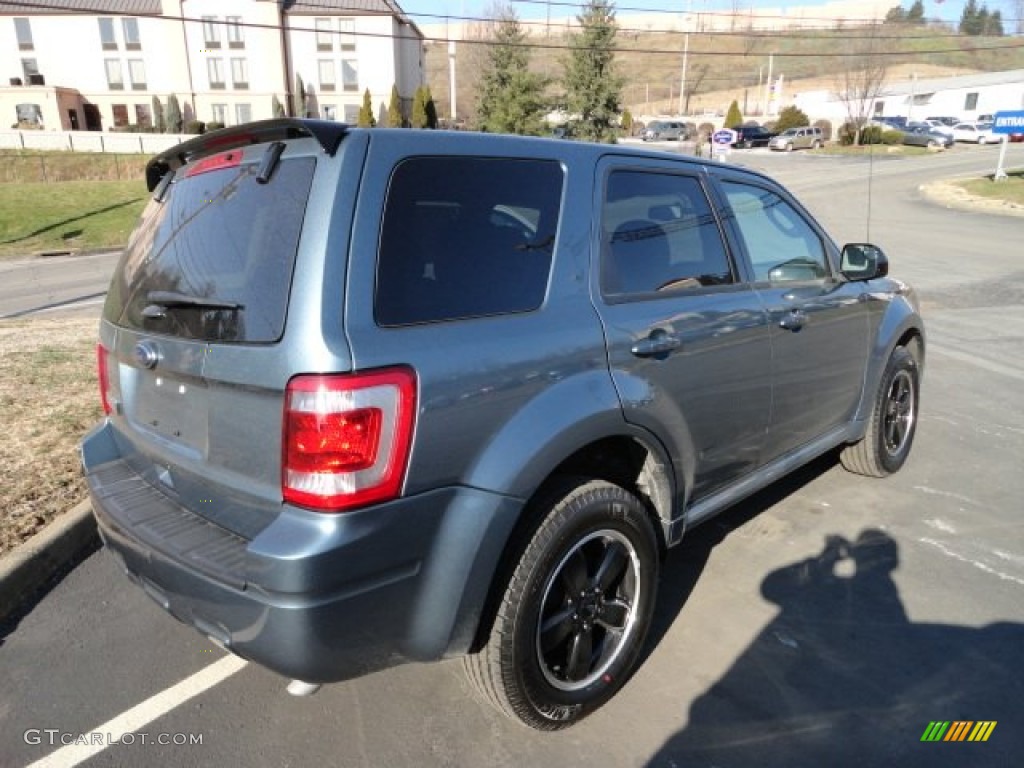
[853,294,926,426]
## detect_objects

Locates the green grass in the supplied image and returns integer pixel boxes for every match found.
[955,169,1024,205]
[0,179,147,258]
[0,151,149,184]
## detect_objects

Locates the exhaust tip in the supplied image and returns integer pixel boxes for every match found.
[287,680,322,697]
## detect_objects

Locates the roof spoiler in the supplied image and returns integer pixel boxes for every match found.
[145,118,349,191]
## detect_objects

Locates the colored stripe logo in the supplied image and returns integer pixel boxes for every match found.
[921,721,997,742]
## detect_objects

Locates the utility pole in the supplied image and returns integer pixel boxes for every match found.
[764,53,774,118]
[448,40,457,124]
[678,0,692,117]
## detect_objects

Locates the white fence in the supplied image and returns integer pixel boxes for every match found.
[0,129,188,155]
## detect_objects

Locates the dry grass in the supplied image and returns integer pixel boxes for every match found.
[0,316,101,556]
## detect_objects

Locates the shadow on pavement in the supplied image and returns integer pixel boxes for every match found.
[646,526,1023,767]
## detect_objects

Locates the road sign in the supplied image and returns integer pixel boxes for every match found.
[712,129,737,145]
[992,110,1024,134]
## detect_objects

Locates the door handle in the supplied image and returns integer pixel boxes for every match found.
[779,309,808,331]
[631,331,681,358]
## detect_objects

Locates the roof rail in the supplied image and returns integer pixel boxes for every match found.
[145,118,349,191]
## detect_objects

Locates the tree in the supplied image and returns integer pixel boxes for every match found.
[475,8,549,136]
[725,100,743,129]
[387,84,404,127]
[563,0,622,143]
[621,107,633,135]
[378,102,389,127]
[884,5,906,23]
[411,86,429,128]
[959,0,1002,35]
[152,95,166,133]
[272,94,285,118]
[423,85,439,129]
[907,0,925,23]
[358,88,376,127]
[166,94,182,133]
[774,105,810,133]
[832,26,890,145]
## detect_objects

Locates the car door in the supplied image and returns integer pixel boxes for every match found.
[712,173,871,463]
[593,158,772,502]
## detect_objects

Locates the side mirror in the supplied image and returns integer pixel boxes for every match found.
[841,243,889,281]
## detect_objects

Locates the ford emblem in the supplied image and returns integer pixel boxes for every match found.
[133,340,161,369]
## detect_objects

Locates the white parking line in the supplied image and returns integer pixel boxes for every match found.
[28,654,248,768]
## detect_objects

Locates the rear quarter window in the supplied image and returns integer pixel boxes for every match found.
[375,156,563,326]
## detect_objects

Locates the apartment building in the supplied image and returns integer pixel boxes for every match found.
[0,0,424,132]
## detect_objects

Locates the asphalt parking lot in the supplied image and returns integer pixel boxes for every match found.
[1,143,1022,768]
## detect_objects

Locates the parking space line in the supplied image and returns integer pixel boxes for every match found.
[27,654,248,768]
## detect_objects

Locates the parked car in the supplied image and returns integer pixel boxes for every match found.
[769,126,824,151]
[951,122,998,143]
[917,119,954,137]
[902,125,954,149]
[643,120,689,141]
[83,119,924,731]
[925,115,960,127]
[730,124,777,148]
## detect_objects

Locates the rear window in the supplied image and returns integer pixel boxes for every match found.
[104,153,315,342]
[375,157,563,326]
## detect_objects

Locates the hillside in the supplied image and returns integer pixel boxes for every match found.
[424,24,1024,126]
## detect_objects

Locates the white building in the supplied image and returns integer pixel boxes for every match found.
[794,69,1024,127]
[0,0,424,132]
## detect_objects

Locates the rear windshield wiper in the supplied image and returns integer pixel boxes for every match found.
[142,291,244,318]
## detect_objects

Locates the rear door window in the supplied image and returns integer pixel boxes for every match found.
[375,157,563,326]
[105,152,315,342]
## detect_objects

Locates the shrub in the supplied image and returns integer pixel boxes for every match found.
[205,121,225,132]
[185,120,205,134]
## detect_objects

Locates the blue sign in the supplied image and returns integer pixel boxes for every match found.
[992,110,1024,134]
[712,129,737,145]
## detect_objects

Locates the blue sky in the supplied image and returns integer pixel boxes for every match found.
[397,0,1018,29]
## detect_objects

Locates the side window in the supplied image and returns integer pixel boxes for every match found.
[601,170,733,297]
[376,157,562,326]
[721,181,828,283]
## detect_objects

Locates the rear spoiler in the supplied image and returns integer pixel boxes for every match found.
[145,118,349,191]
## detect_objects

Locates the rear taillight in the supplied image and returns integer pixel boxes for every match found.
[283,368,416,512]
[97,343,112,415]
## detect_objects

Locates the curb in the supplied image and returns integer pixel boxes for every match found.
[0,499,98,624]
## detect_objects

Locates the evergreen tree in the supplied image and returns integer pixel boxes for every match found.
[358,88,376,127]
[411,86,429,129]
[960,0,982,34]
[475,10,549,136]
[152,95,165,133]
[621,107,633,135]
[378,102,389,127]
[166,94,182,133]
[388,84,404,127]
[725,100,743,128]
[884,5,906,23]
[563,0,622,143]
[907,0,925,23]
[272,94,285,118]
[774,105,810,133]
[423,85,438,129]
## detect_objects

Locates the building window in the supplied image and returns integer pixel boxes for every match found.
[322,104,336,121]
[341,59,358,92]
[202,16,220,48]
[231,58,248,90]
[14,18,33,50]
[316,18,332,50]
[112,104,129,127]
[211,103,226,125]
[122,18,141,50]
[207,58,225,89]
[318,60,335,92]
[343,104,360,123]
[99,17,117,50]
[135,103,152,128]
[104,59,124,90]
[21,58,39,81]
[235,103,252,125]
[227,16,244,48]
[128,59,146,90]
[339,18,355,51]
[964,92,979,111]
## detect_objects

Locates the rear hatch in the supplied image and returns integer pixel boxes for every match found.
[97,121,348,539]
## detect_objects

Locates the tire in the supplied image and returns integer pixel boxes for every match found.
[927,139,937,148]
[841,346,920,477]
[465,478,659,730]
[785,142,794,152]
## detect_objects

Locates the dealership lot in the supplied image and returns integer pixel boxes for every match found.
[2,144,1022,768]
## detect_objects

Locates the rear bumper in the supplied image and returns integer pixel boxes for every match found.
[81,422,521,683]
